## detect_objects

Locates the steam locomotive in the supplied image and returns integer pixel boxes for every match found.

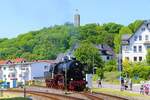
[45,57,86,91]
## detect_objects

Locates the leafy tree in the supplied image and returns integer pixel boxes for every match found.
[104,59,117,72]
[96,68,104,80]
[146,49,150,65]
[74,41,104,73]
[128,20,143,33]
[122,58,132,77]
[119,26,132,35]
[103,22,123,33]
[114,26,132,53]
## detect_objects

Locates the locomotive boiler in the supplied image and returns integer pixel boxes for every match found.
[45,58,86,91]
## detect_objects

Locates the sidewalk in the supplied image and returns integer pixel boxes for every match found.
[93,81,141,93]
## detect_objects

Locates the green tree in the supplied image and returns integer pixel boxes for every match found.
[146,49,150,65]
[128,20,143,33]
[122,58,132,77]
[74,41,104,73]
[114,26,132,53]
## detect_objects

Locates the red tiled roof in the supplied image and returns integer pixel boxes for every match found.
[0,60,6,64]
[14,58,26,63]
[33,60,57,64]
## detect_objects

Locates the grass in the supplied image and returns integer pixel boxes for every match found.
[94,71,146,84]
[93,71,120,84]
[0,97,29,100]
[92,88,150,100]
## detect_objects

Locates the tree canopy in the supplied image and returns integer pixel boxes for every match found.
[74,41,104,73]
[0,20,143,60]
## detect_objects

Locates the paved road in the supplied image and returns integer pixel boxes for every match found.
[93,81,141,93]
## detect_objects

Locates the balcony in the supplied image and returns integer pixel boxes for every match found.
[144,41,150,45]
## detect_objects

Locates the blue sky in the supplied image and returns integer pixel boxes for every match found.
[0,0,150,38]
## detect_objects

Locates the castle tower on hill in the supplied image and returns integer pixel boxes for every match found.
[74,9,80,27]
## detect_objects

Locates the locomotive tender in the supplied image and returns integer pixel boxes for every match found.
[45,58,86,91]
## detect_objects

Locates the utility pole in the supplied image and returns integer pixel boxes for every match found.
[118,45,123,91]
[64,56,68,94]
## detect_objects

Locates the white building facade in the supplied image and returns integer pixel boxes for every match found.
[0,59,54,88]
[122,20,150,62]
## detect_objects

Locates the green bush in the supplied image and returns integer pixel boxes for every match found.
[104,59,117,72]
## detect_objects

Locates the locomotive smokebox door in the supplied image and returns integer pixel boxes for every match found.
[86,74,93,89]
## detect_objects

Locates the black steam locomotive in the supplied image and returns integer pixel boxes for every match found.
[45,58,86,91]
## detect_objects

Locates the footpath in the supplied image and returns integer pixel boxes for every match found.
[93,81,141,93]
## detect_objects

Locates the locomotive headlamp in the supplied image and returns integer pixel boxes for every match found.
[75,63,78,65]
[71,78,73,81]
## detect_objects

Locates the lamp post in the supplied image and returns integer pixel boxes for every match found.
[118,45,123,91]
[64,56,68,94]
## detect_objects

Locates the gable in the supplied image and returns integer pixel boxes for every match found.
[129,20,150,42]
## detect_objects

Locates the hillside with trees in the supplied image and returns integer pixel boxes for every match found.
[0,20,143,61]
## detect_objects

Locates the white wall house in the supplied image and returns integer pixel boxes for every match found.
[122,20,150,62]
[0,59,55,88]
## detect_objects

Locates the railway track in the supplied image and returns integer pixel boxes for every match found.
[4,90,83,100]
[4,87,129,100]
[81,92,128,100]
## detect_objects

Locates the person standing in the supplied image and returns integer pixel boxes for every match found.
[140,84,144,95]
[97,79,102,88]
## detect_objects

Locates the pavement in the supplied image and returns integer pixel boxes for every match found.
[93,81,141,93]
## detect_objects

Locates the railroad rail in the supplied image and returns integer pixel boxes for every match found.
[81,92,128,100]
[28,86,129,100]
[3,90,83,100]
[4,86,130,100]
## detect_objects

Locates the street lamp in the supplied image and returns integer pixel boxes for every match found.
[63,56,68,94]
[118,44,123,91]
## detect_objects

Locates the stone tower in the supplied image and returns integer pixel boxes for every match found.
[74,9,80,27]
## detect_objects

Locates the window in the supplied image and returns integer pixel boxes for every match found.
[147,46,150,49]
[141,27,145,31]
[19,74,22,77]
[3,67,6,70]
[11,73,16,77]
[107,56,110,60]
[44,66,48,70]
[139,46,142,52]
[125,57,129,60]
[3,75,6,77]
[139,36,142,41]
[133,46,137,52]
[134,57,137,61]
[145,35,149,41]
[21,67,25,70]
[124,46,129,51]
[147,24,150,29]
[134,36,137,41]
[139,57,142,61]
